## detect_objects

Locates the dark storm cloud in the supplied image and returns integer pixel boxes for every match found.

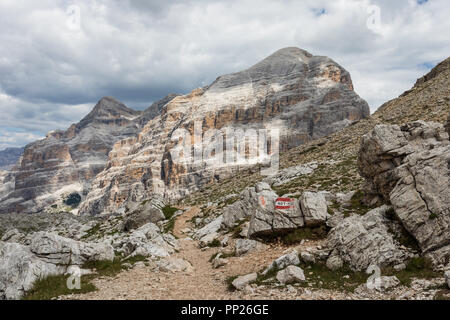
[0,0,449,149]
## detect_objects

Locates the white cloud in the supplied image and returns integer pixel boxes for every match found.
[0,0,449,149]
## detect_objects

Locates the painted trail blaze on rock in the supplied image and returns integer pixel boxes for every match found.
[275,198,295,210]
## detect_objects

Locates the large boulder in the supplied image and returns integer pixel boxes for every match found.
[300,192,330,227]
[359,121,450,268]
[263,250,300,275]
[327,206,413,271]
[0,232,115,300]
[276,265,306,284]
[0,242,63,300]
[194,216,223,240]
[122,201,165,232]
[30,232,115,265]
[114,223,178,258]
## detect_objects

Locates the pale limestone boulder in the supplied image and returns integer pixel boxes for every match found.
[300,192,330,227]
[232,273,257,290]
[276,266,306,284]
[327,206,412,271]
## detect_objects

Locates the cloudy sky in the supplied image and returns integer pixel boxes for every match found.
[0,0,449,150]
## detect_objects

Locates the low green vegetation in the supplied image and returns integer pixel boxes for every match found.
[208,239,221,248]
[81,223,102,240]
[22,274,96,300]
[162,205,178,220]
[383,257,440,286]
[226,275,239,291]
[23,255,148,300]
[297,261,368,292]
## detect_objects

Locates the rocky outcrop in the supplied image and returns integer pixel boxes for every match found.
[358,121,450,268]
[0,232,114,300]
[79,47,369,215]
[276,265,306,284]
[300,192,330,227]
[327,206,413,271]
[122,201,165,232]
[112,223,179,258]
[0,97,142,214]
[0,94,181,215]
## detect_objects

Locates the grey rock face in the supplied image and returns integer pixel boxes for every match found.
[122,201,165,232]
[445,270,450,289]
[114,223,178,258]
[327,206,413,271]
[194,216,223,240]
[276,265,306,284]
[263,250,300,275]
[359,121,450,267]
[300,192,330,227]
[326,254,344,271]
[29,232,115,265]
[0,232,114,300]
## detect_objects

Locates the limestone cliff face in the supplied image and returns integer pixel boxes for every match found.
[0,97,146,214]
[79,47,370,215]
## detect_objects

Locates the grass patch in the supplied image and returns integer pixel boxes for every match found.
[81,223,102,240]
[208,239,221,248]
[162,205,179,220]
[23,255,148,300]
[22,274,96,300]
[164,218,176,234]
[260,226,329,245]
[226,275,239,291]
[252,266,280,286]
[383,257,440,286]
[297,261,368,292]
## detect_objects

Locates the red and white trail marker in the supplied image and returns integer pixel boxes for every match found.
[275,198,295,210]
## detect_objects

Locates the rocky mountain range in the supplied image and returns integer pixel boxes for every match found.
[0,49,449,301]
[0,47,369,215]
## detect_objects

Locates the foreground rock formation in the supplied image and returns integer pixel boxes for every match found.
[0,232,114,300]
[359,120,450,269]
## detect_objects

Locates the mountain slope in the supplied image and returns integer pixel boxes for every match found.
[0,97,144,214]
[79,47,369,215]
[182,56,450,206]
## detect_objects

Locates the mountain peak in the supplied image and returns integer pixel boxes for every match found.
[78,97,140,128]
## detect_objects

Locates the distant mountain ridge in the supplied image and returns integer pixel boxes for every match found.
[0,47,370,215]
[0,147,24,170]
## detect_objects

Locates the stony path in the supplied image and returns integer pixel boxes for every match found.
[61,208,404,300]
[60,207,320,300]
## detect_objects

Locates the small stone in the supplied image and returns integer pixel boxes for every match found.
[394,263,406,271]
[276,266,306,284]
[300,252,316,264]
[445,270,450,289]
[326,255,343,271]
[232,273,258,290]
